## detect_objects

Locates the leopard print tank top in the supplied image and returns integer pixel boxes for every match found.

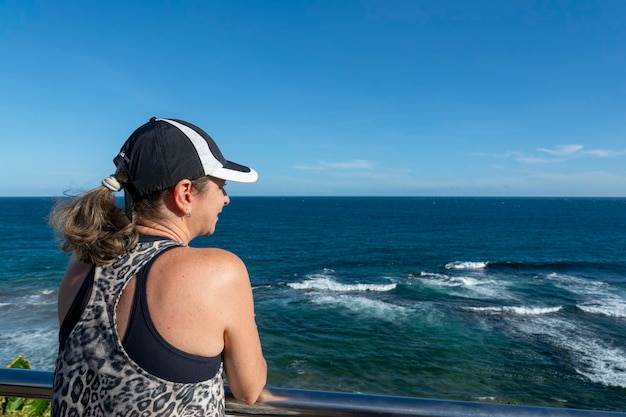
[52,239,225,417]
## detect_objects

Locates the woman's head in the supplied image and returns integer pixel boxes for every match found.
[51,117,257,265]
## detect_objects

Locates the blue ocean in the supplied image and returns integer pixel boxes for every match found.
[1,197,626,412]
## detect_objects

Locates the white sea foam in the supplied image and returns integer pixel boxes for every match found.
[252,284,273,291]
[0,328,58,370]
[288,276,396,293]
[571,339,626,388]
[418,272,483,287]
[287,359,308,375]
[577,296,626,318]
[445,261,488,270]
[473,396,497,402]
[513,317,626,388]
[286,272,404,321]
[547,272,606,288]
[463,306,562,316]
[547,273,626,318]
[312,294,411,320]
[416,271,510,300]
[24,294,56,306]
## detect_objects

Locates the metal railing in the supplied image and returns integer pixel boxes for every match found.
[2,367,626,417]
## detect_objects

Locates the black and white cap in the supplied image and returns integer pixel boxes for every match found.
[114,117,258,198]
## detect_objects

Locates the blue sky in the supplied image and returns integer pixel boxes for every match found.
[1,1,624,197]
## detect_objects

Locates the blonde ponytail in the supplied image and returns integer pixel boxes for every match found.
[49,181,138,265]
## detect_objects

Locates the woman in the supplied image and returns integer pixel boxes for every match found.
[49,117,267,416]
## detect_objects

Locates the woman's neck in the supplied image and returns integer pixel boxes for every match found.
[135,221,190,245]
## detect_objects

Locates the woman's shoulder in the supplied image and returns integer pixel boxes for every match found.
[149,246,252,320]
[157,246,249,286]
[177,246,245,266]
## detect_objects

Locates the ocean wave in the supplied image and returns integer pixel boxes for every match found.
[514,317,626,388]
[288,276,396,293]
[19,293,57,307]
[577,297,626,318]
[445,261,488,270]
[415,271,511,300]
[459,260,623,273]
[473,396,497,402]
[252,284,274,290]
[0,327,58,370]
[547,272,606,287]
[548,273,626,318]
[417,272,483,287]
[572,339,626,388]
[463,306,562,316]
[312,294,411,320]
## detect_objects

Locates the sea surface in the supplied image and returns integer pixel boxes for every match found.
[1,196,626,411]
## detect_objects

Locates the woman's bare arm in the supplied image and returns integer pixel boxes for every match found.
[218,254,267,404]
[146,247,268,403]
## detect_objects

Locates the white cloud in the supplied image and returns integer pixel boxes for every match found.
[537,144,583,156]
[477,144,626,165]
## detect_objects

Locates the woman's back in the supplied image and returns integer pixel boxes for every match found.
[52,239,227,417]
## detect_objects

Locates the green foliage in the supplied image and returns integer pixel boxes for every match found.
[0,356,51,417]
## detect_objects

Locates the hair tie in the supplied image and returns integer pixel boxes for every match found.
[102,176,122,192]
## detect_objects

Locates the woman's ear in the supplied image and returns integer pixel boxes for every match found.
[170,179,194,217]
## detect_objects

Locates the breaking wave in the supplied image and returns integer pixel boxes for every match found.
[288,276,396,293]
[445,261,489,270]
[547,273,626,318]
[463,305,562,316]
[312,294,411,319]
